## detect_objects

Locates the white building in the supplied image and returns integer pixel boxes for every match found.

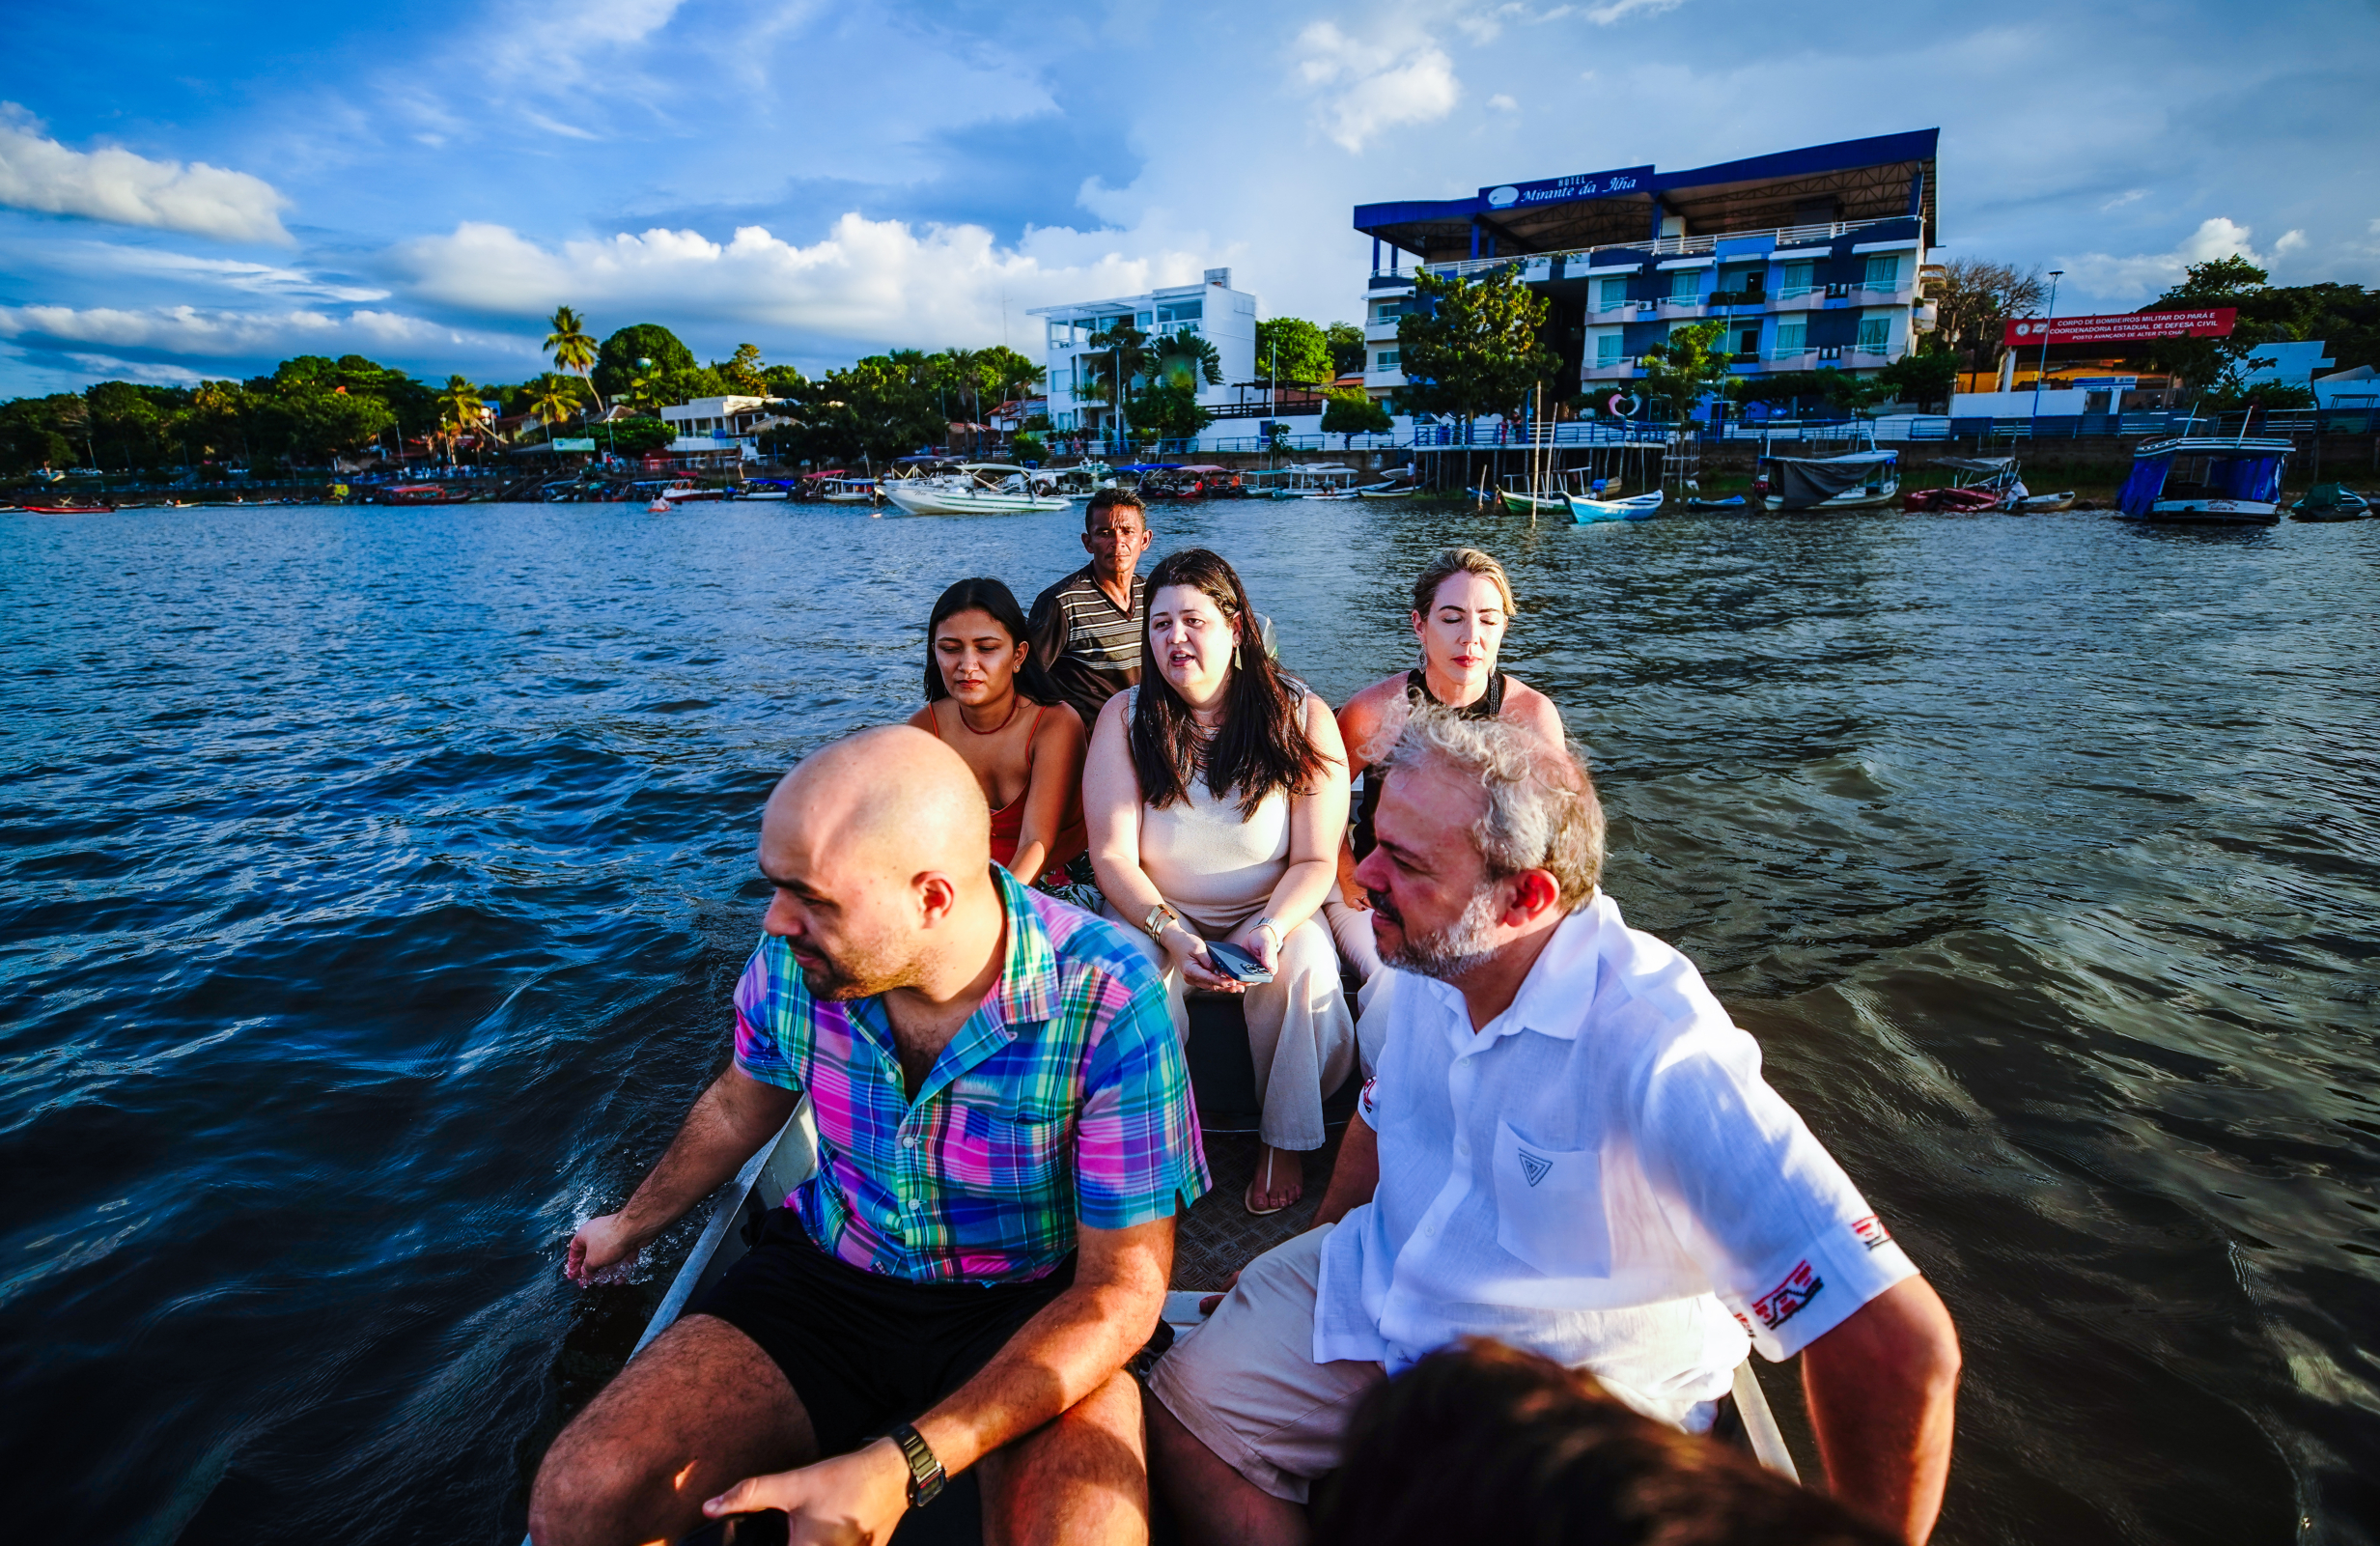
[658,396,783,462]
[1030,269,1258,441]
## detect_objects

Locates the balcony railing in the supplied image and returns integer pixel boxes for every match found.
[1420,216,1909,280]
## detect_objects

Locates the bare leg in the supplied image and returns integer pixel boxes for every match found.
[1146,1393,1308,1546]
[529,1313,816,1546]
[977,1369,1150,1546]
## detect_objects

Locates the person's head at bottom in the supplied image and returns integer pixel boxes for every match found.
[1314,1338,1897,1546]
[758,724,994,1001]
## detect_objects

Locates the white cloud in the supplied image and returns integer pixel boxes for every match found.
[1293,22,1460,152]
[0,105,291,244]
[0,302,535,361]
[1487,93,1520,111]
[2057,216,2280,304]
[384,214,1218,348]
[2100,188,2148,212]
[0,239,387,302]
[1582,0,1687,24]
[2272,229,2308,257]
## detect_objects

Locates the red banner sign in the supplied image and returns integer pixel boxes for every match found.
[2002,309,2236,347]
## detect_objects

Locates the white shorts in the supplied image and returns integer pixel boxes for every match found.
[1146,1225,1386,1504]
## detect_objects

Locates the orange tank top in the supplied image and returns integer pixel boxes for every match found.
[929,700,1087,882]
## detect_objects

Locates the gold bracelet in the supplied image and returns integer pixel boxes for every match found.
[1142,901,1179,942]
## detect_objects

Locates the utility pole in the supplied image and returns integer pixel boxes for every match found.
[2030,269,2063,423]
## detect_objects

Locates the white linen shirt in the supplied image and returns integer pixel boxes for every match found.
[1312,892,1918,1426]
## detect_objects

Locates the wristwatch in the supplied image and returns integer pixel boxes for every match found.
[1142,901,1180,942]
[888,1421,945,1507]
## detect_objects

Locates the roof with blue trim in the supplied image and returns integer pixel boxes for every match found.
[1354,129,1938,262]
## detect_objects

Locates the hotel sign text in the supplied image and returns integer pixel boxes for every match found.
[1483,166,1655,211]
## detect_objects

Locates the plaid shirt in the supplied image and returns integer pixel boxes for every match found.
[734,864,1209,1284]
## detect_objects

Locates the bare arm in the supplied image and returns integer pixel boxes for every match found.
[1800,1275,1962,1544]
[1083,692,1233,991]
[705,1217,1175,1537]
[1238,693,1350,970]
[1311,1109,1379,1227]
[566,1063,800,1283]
[1010,703,1084,884]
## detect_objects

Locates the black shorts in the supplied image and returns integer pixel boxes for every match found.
[688,1208,1077,1458]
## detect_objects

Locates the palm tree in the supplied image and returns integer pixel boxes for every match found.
[525,374,583,436]
[438,375,489,464]
[1083,321,1154,444]
[1154,328,1224,393]
[544,306,603,414]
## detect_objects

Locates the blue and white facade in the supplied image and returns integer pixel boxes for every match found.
[1028,268,1258,439]
[1354,131,1942,404]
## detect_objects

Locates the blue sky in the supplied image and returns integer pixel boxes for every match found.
[1,0,2374,396]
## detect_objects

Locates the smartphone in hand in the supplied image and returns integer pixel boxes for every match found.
[1204,940,1275,984]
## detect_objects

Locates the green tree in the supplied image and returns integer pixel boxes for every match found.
[545,306,602,412]
[1320,388,1392,447]
[2138,256,2279,397]
[596,417,676,455]
[524,373,584,434]
[1254,318,1332,385]
[437,375,490,462]
[1878,350,1958,412]
[717,343,768,396]
[1394,266,1559,435]
[978,345,1045,408]
[762,364,808,397]
[1153,328,1224,393]
[1325,321,1366,378]
[594,323,696,399]
[1637,321,1736,426]
[761,358,945,464]
[1126,382,1211,443]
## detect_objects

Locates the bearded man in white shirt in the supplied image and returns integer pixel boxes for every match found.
[1147,707,1962,1545]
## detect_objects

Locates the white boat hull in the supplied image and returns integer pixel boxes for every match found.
[1761,483,1899,512]
[1567,491,1665,523]
[882,486,1073,517]
[2123,498,2281,525]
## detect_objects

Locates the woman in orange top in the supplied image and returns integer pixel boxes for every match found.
[907,577,1088,885]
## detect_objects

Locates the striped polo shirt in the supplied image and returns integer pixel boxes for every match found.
[1029,565,1144,726]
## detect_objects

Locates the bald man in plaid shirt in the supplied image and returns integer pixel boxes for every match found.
[533,726,1208,1546]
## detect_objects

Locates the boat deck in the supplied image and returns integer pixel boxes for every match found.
[1174,1124,1350,1288]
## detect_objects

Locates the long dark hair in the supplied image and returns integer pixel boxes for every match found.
[1132,548,1330,817]
[922,577,1055,704]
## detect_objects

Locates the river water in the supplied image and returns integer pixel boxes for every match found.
[2,500,2374,1544]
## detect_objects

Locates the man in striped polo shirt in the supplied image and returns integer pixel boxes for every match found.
[1030,490,1151,728]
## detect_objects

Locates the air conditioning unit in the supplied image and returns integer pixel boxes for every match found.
[1824,282,1852,299]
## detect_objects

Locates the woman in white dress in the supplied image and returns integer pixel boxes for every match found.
[1083,548,1355,1216]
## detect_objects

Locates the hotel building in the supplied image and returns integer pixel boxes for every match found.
[1351,130,1941,406]
[1028,269,1258,439]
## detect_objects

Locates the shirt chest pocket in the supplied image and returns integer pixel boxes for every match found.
[940,1098,1071,1195]
[1491,1120,1612,1279]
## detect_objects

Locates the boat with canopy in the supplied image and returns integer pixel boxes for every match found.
[2115,436,2292,525]
[1757,449,1900,512]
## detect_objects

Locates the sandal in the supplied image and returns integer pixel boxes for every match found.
[1244,1147,1291,1217]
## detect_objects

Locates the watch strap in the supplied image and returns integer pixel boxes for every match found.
[889,1421,944,1507]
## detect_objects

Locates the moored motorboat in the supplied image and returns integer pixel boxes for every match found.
[19,501,118,514]
[1566,490,1665,523]
[882,463,1071,517]
[2115,436,2292,525]
[1758,449,1900,512]
[1685,494,1747,511]
[2289,483,2372,521]
[2014,490,2075,513]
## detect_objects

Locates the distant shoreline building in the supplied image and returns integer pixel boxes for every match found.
[1029,269,1257,440]
[1351,130,1941,408]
